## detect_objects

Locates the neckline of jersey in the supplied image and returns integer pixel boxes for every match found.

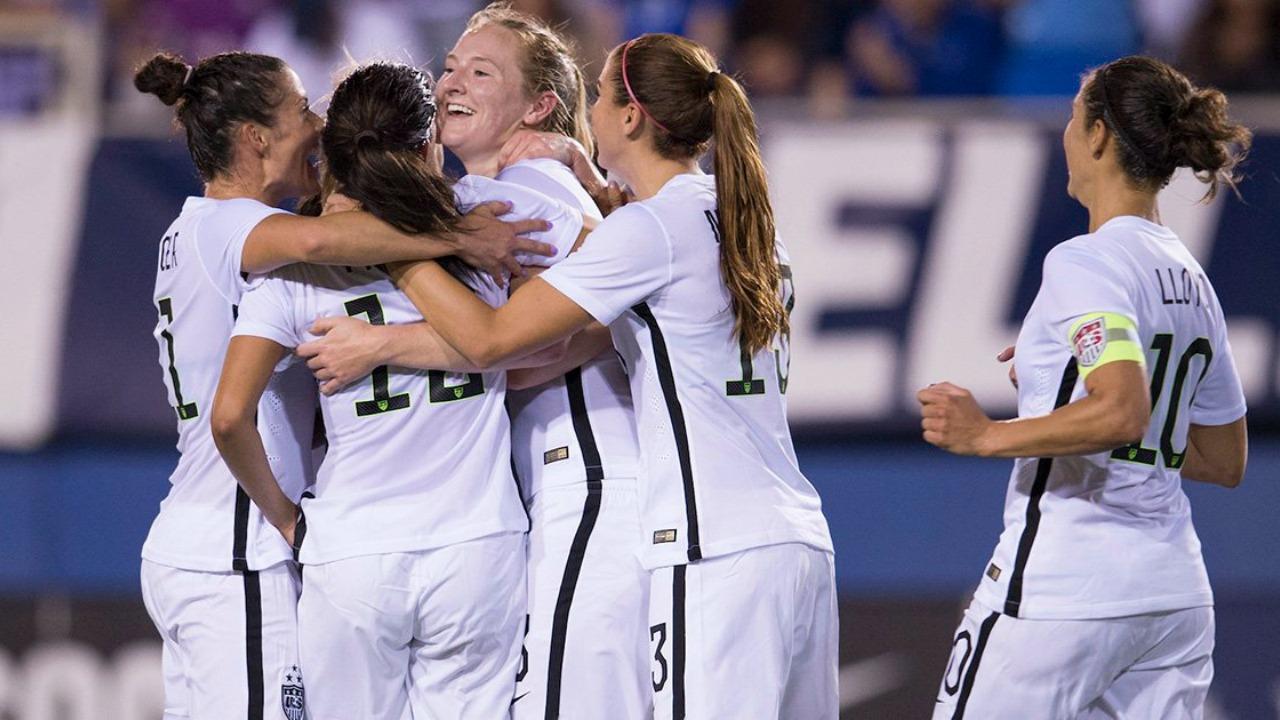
[653,171,711,199]
[1096,214,1177,239]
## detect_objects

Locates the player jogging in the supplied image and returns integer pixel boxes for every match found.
[134,50,545,720]
[920,56,1251,719]
[376,34,839,719]
[211,62,586,720]
[296,7,651,718]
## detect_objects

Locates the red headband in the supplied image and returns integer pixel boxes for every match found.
[620,39,675,136]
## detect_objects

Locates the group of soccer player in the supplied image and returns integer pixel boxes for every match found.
[136,2,1251,718]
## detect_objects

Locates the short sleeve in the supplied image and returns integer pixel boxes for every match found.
[453,175,584,267]
[194,199,288,302]
[1189,319,1248,426]
[1038,242,1140,351]
[539,204,672,325]
[232,274,301,350]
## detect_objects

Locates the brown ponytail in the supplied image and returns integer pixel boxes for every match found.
[1083,56,1252,201]
[607,34,786,355]
[322,63,473,282]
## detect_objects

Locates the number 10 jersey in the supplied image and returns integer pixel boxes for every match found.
[977,215,1247,620]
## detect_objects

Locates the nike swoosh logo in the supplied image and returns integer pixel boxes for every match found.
[511,692,530,705]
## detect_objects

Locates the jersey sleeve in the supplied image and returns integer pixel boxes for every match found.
[1038,242,1145,378]
[194,200,289,303]
[539,203,672,325]
[1189,317,1248,426]
[232,273,302,350]
[453,175,584,267]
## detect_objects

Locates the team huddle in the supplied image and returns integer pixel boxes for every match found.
[136,3,1250,719]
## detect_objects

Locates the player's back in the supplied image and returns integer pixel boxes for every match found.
[606,174,832,568]
[234,264,528,565]
[979,215,1245,619]
[145,197,315,572]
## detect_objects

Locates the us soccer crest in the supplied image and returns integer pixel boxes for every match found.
[281,665,305,720]
[1072,317,1107,366]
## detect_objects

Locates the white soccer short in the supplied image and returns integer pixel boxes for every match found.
[933,597,1214,719]
[140,559,305,720]
[515,480,651,720]
[649,543,839,720]
[297,533,526,720]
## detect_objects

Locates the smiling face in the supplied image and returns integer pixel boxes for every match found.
[437,24,541,172]
[261,68,322,200]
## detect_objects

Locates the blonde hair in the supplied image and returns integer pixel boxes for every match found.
[608,34,786,355]
[466,3,594,157]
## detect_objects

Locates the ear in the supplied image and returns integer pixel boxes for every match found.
[621,103,643,140]
[1087,118,1109,160]
[241,122,270,157]
[522,90,559,127]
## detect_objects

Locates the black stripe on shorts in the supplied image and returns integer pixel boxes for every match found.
[951,611,999,720]
[544,368,605,718]
[672,564,688,720]
[242,569,265,720]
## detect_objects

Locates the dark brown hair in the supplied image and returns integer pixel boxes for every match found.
[322,62,472,283]
[607,34,786,355]
[134,51,289,182]
[1082,55,1252,200]
[465,3,594,157]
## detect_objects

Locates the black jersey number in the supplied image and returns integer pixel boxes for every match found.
[1110,333,1213,469]
[344,294,412,417]
[156,297,199,421]
[724,263,795,396]
[428,370,484,403]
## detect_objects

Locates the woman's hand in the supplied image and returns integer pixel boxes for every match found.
[297,317,389,395]
[917,382,996,456]
[455,201,554,286]
[998,345,1017,389]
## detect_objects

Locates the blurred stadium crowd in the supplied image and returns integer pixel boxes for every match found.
[2,0,1279,123]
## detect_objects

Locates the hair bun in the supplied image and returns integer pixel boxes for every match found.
[134,52,191,106]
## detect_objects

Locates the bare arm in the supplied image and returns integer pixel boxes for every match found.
[391,260,595,369]
[241,203,554,286]
[296,318,567,396]
[508,323,615,390]
[918,360,1150,458]
[210,336,299,543]
[1181,417,1247,488]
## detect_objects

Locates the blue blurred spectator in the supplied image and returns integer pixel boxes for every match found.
[850,0,1005,96]
[997,0,1140,95]
[579,0,733,64]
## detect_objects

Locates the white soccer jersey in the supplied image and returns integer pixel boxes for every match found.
[233,266,526,564]
[974,216,1247,620]
[230,185,581,565]
[490,159,640,499]
[143,197,318,572]
[541,173,834,569]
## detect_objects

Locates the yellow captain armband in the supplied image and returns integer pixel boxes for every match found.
[1067,312,1146,379]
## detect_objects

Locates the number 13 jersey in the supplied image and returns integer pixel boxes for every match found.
[541,173,833,570]
[977,215,1247,620]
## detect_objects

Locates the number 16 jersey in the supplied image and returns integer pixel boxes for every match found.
[976,216,1247,620]
[541,173,833,570]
